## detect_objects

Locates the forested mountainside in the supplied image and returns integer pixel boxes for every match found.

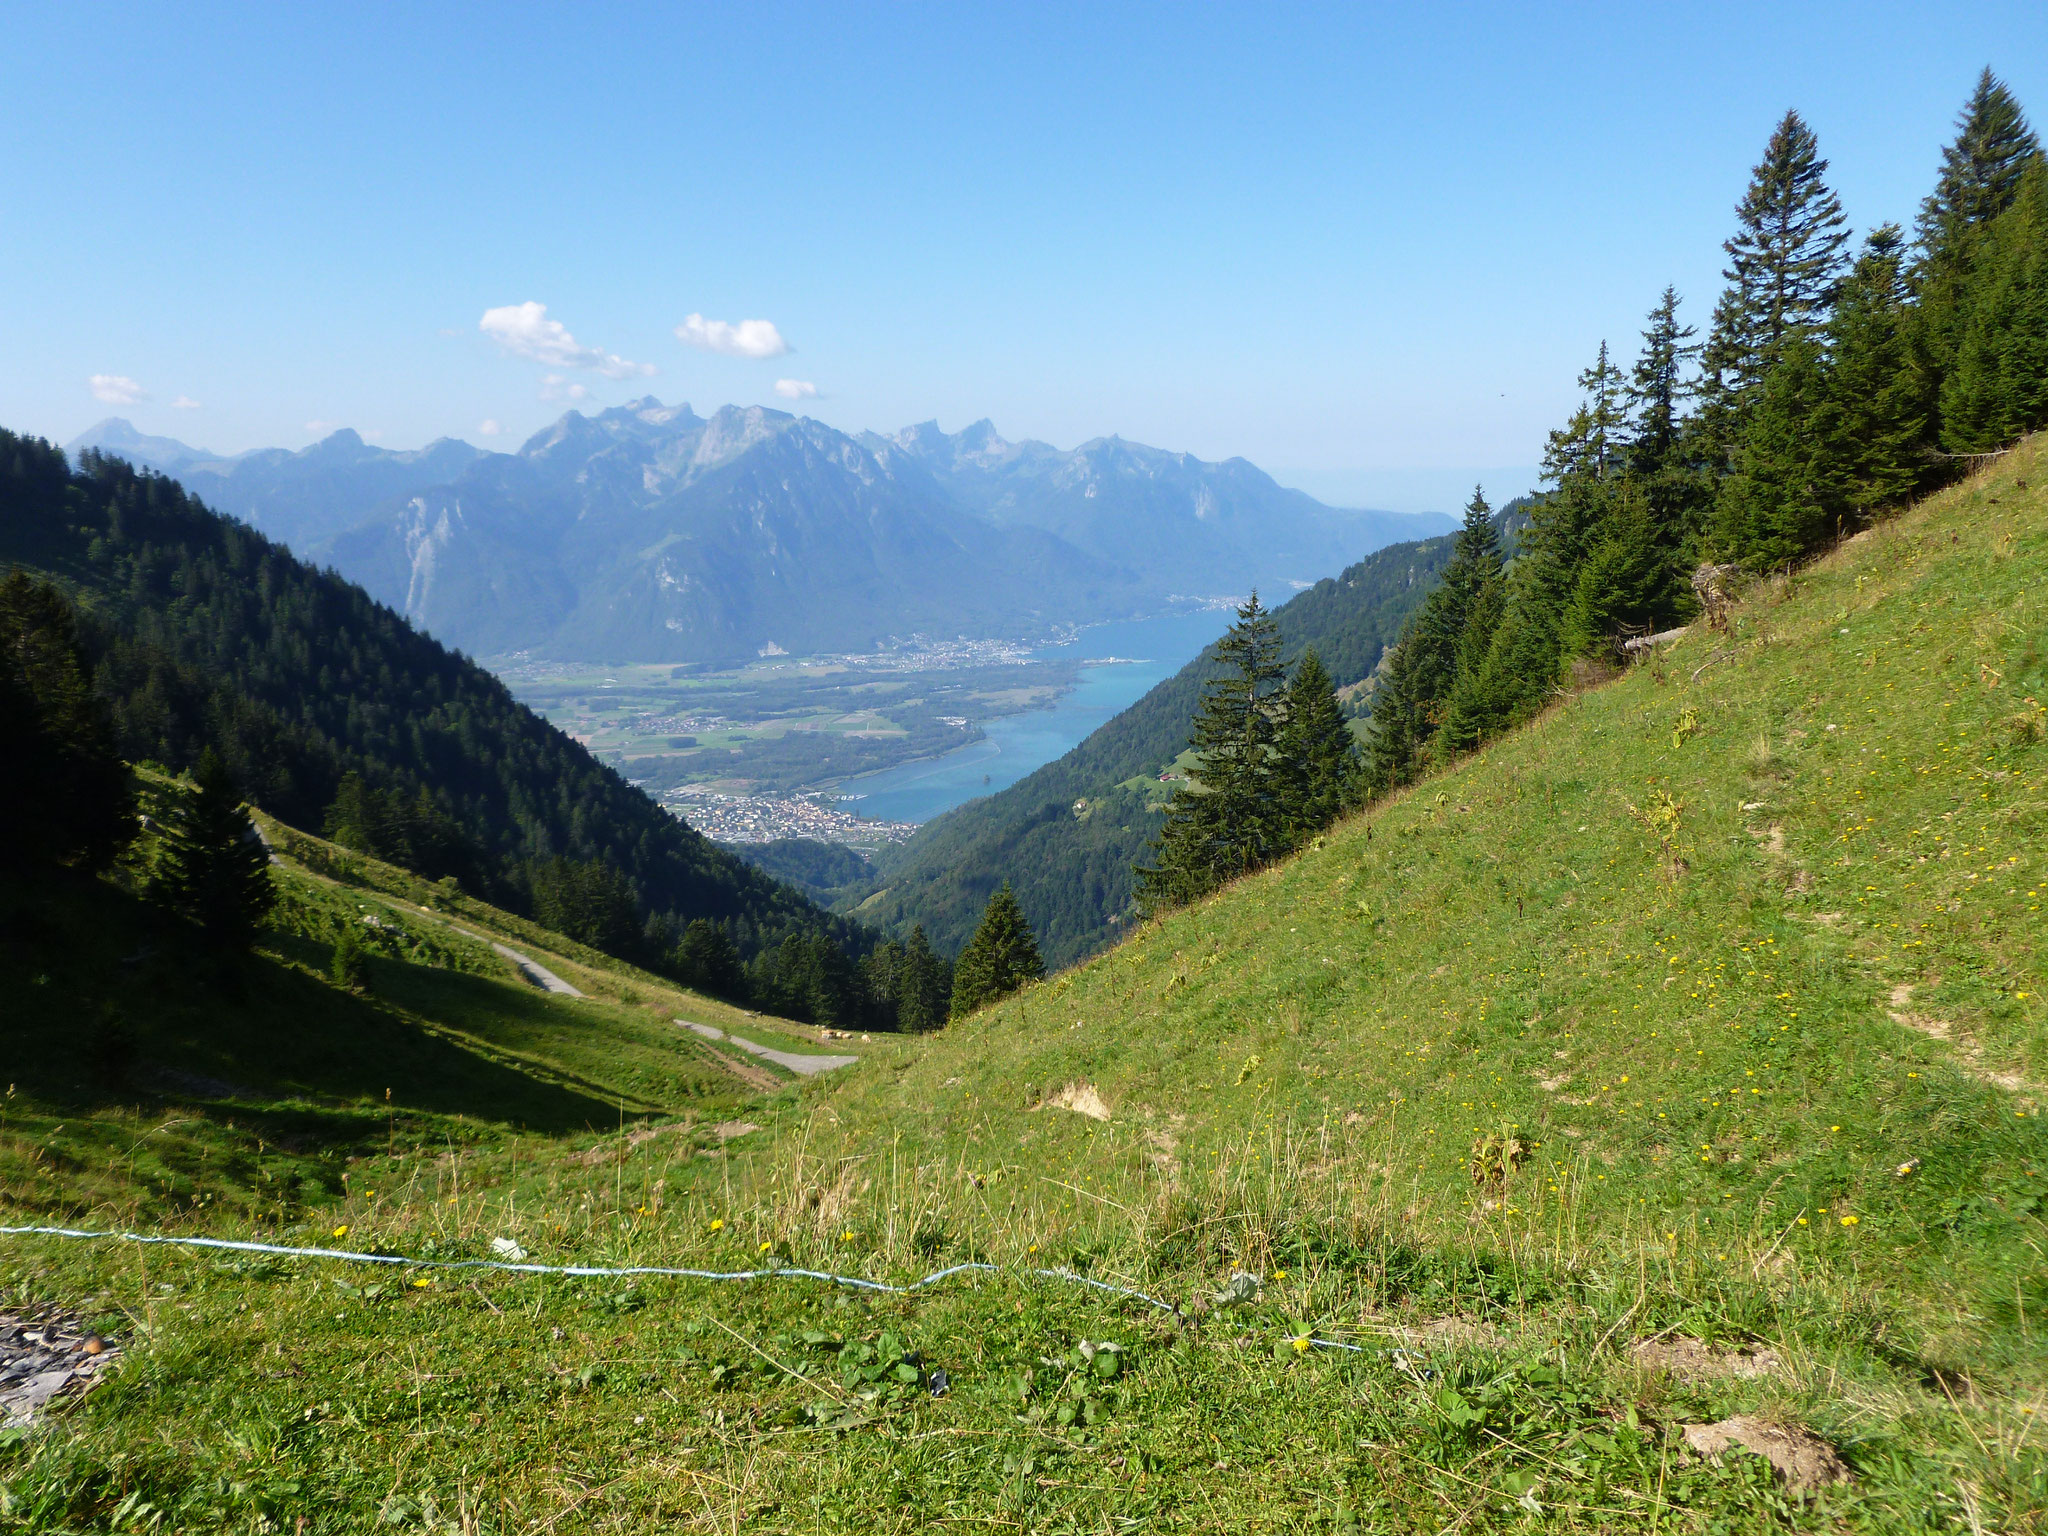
[857,519,1475,964]
[72,403,1447,665]
[0,430,838,959]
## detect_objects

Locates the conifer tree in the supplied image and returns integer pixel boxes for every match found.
[1359,635,1424,797]
[1134,594,1287,909]
[0,572,134,875]
[1407,488,1505,716]
[1713,333,1847,565]
[1361,488,1505,782]
[949,883,1044,1019]
[895,924,951,1033]
[1272,647,1359,836]
[153,748,275,950]
[1626,289,1697,478]
[1918,69,2042,278]
[1558,484,1675,653]
[1939,158,2048,451]
[1524,355,1628,608]
[1436,570,1507,753]
[674,918,745,999]
[1627,290,1712,562]
[1821,225,1935,515]
[1438,565,1563,749]
[1700,111,1850,449]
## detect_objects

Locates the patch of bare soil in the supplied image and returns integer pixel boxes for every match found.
[1033,1082,1112,1122]
[1634,1335,1782,1382]
[1888,983,2039,1095]
[1681,1416,1852,1493]
[697,1043,781,1093]
[1,1308,118,1428]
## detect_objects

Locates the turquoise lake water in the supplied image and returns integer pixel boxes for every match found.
[830,608,1233,824]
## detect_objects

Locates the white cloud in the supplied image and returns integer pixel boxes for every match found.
[478,419,504,437]
[480,301,654,379]
[675,313,789,359]
[305,420,340,434]
[89,374,147,405]
[171,395,201,410]
[540,374,590,403]
[773,379,819,400]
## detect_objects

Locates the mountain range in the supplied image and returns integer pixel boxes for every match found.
[68,406,1450,662]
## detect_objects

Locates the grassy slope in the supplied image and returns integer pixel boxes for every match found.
[3,450,2044,1532]
[0,818,869,1230]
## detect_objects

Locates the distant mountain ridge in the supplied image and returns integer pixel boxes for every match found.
[67,407,1452,663]
[879,418,1436,599]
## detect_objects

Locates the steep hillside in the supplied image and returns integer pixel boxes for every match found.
[9,447,2039,1533]
[0,430,838,952]
[860,519,1473,963]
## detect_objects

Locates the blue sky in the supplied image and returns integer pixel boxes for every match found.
[5,2,2044,513]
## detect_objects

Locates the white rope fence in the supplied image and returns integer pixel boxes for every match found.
[1,1224,1375,1353]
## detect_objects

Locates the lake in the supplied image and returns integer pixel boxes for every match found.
[830,608,1233,823]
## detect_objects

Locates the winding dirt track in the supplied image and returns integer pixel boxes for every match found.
[676,1020,858,1076]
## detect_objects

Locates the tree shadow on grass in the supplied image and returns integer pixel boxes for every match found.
[2,876,634,1139]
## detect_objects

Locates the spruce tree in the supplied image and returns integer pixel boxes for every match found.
[0,572,134,875]
[1408,488,1505,719]
[1436,570,1507,752]
[895,924,951,1033]
[1440,567,1563,747]
[1525,354,1628,608]
[1361,487,1505,781]
[1626,289,1698,478]
[1627,289,1713,563]
[1713,333,1848,565]
[1558,485,1675,653]
[1918,69,2041,276]
[1272,647,1359,837]
[1939,158,2048,451]
[949,883,1045,1019]
[1821,225,1935,515]
[1359,633,1425,797]
[674,918,745,999]
[154,748,275,950]
[1700,111,1850,450]
[1134,594,1286,910]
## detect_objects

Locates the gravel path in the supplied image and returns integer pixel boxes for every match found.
[677,1020,859,1076]
[431,918,585,996]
